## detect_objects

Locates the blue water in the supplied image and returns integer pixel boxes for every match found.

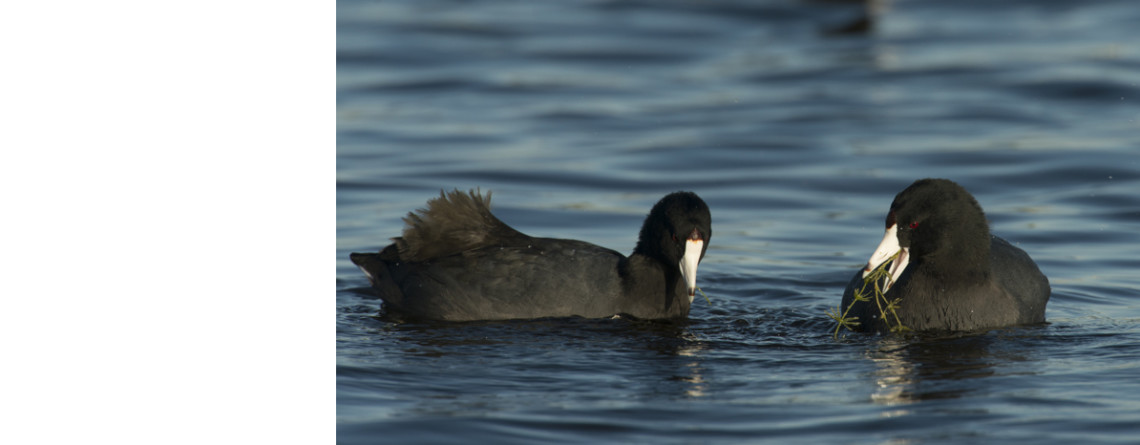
[337,0,1140,443]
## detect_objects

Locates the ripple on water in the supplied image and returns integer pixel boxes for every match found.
[338,0,1140,442]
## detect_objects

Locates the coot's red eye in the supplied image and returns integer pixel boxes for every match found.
[909,221,919,229]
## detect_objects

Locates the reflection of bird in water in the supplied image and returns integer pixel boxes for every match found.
[865,334,1033,408]
[867,338,918,407]
[827,14,872,35]
[674,341,709,398]
[818,0,887,36]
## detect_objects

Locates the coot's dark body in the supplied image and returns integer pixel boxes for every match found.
[351,190,711,322]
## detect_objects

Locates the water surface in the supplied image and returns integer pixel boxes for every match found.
[338,0,1140,442]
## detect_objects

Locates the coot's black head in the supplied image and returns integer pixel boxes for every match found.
[634,191,712,297]
[890,178,989,255]
[863,179,991,289]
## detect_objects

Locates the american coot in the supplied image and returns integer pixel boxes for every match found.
[351,190,712,321]
[841,179,1050,332]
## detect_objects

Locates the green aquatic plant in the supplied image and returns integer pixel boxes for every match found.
[828,251,910,338]
[697,287,711,305]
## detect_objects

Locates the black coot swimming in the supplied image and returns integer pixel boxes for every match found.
[351,190,712,321]
[841,178,1050,332]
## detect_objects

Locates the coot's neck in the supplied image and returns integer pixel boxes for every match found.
[617,253,690,319]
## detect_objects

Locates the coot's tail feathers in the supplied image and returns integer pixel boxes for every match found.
[349,252,382,286]
[396,188,526,261]
[349,250,406,305]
